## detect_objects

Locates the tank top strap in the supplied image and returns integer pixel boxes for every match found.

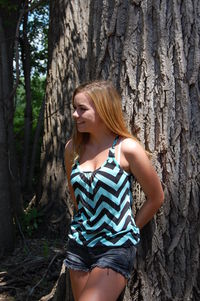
[108,135,119,158]
[112,135,119,147]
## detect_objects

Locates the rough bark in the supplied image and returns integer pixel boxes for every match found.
[0,16,14,255]
[41,0,200,300]
[0,2,22,255]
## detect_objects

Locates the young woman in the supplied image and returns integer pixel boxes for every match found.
[64,80,164,301]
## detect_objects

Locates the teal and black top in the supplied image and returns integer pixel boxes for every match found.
[68,136,140,248]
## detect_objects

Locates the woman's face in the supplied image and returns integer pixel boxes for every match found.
[73,92,103,133]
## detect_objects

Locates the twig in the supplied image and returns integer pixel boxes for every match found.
[0,277,30,286]
[26,253,59,301]
[0,285,17,292]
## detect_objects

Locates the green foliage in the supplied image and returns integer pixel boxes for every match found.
[14,75,46,128]
[27,4,49,75]
[14,74,45,159]
[31,75,46,128]
[14,80,26,136]
[20,207,43,237]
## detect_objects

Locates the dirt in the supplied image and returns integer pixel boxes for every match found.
[0,237,66,301]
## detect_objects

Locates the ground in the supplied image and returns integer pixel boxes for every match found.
[0,237,66,301]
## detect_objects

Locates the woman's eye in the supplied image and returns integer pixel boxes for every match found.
[73,106,87,113]
[80,107,86,111]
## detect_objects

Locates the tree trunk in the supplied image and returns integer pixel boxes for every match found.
[0,2,22,255]
[20,8,33,195]
[0,16,14,254]
[28,97,45,193]
[41,0,200,300]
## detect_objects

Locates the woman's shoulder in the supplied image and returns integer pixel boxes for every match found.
[120,137,148,161]
[121,137,143,153]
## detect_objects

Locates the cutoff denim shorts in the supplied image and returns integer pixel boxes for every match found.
[64,239,137,280]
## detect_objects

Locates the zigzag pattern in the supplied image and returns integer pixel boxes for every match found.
[69,137,140,247]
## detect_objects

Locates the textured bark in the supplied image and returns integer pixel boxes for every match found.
[41,0,200,300]
[0,2,21,255]
[0,16,14,255]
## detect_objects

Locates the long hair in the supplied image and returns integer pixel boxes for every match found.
[71,80,140,161]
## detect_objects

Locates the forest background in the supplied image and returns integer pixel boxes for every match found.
[0,0,199,301]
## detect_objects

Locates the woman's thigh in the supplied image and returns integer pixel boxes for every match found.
[78,267,127,301]
[69,269,90,301]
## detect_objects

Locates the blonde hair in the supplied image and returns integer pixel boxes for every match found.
[71,80,140,161]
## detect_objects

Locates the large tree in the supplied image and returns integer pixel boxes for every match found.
[40,0,200,300]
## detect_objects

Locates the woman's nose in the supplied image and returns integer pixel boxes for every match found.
[72,110,79,118]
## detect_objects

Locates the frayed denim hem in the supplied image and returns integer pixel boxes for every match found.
[64,260,130,279]
[63,259,90,273]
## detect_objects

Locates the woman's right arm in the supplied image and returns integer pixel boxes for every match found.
[64,140,78,211]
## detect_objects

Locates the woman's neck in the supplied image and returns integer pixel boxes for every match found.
[87,131,116,148]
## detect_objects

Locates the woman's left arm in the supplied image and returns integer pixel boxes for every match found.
[123,139,164,229]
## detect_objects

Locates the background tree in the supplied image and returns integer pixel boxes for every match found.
[40,0,200,300]
[16,1,48,199]
[0,0,23,256]
[0,0,48,256]
[20,2,33,195]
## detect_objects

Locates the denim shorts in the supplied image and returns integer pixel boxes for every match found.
[64,239,137,280]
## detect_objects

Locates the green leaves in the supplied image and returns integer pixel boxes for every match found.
[27,3,49,75]
[20,207,43,237]
[14,75,45,153]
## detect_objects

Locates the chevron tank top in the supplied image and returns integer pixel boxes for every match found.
[69,136,140,248]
